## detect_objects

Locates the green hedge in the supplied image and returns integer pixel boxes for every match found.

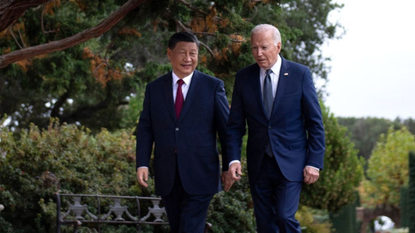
[0,119,147,232]
[0,119,256,232]
[0,117,342,232]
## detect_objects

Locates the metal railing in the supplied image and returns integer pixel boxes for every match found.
[55,193,168,233]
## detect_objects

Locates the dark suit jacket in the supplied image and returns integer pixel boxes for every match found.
[136,70,229,196]
[227,57,325,185]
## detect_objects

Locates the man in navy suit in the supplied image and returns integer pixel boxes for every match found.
[227,24,325,233]
[135,32,231,233]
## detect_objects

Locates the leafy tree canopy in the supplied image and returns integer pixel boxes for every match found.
[1,0,343,132]
[336,117,397,161]
[360,126,415,208]
[337,117,415,173]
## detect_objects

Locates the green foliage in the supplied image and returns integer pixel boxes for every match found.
[1,0,343,132]
[209,101,364,230]
[409,151,415,233]
[208,183,256,232]
[361,127,415,208]
[301,102,364,212]
[207,136,334,233]
[402,118,415,136]
[296,206,332,233]
[1,0,142,132]
[337,117,398,164]
[0,119,252,232]
[0,119,145,232]
[0,110,363,231]
[207,151,256,233]
[251,0,344,86]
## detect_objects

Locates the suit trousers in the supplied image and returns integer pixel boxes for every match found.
[161,164,214,233]
[250,154,303,233]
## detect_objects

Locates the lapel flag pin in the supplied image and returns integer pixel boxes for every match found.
[284,73,289,76]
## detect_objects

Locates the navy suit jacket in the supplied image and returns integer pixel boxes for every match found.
[227,57,325,184]
[136,70,229,196]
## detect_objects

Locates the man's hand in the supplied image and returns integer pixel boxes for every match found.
[137,167,149,187]
[221,171,235,192]
[228,162,242,181]
[303,166,319,185]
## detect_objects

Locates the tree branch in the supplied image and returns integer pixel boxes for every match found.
[9,27,23,49]
[175,20,215,57]
[193,32,216,37]
[50,91,69,118]
[0,0,148,69]
[41,4,58,34]
[17,21,27,48]
[175,20,190,32]
[199,41,214,57]
[0,0,49,32]
[176,0,207,15]
[244,5,259,21]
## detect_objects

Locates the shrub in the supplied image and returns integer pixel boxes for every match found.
[0,119,254,232]
[301,102,364,212]
[0,105,359,232]
[0,119,144,232]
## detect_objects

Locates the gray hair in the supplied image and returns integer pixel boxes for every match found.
[251,24,281,46]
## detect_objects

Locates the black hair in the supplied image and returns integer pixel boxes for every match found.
[168,31,200,50]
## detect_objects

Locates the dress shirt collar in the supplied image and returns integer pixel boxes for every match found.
[260,54,282,77]
[172,71,194,86]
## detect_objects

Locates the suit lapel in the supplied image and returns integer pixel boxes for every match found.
[162,73,177,121]
[271,57,289,118]
[251,65,269,119]
[177,70,202,124]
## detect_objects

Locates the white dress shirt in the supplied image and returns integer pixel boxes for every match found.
[260,54,282,99]
[172,71,193,102]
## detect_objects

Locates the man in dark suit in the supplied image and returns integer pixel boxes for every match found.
[227,24,326,233]
[135,32,231,233]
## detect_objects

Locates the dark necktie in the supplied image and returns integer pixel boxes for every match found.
[263,69,274,156]
[263,69,273,119]
[175,79,184,119]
